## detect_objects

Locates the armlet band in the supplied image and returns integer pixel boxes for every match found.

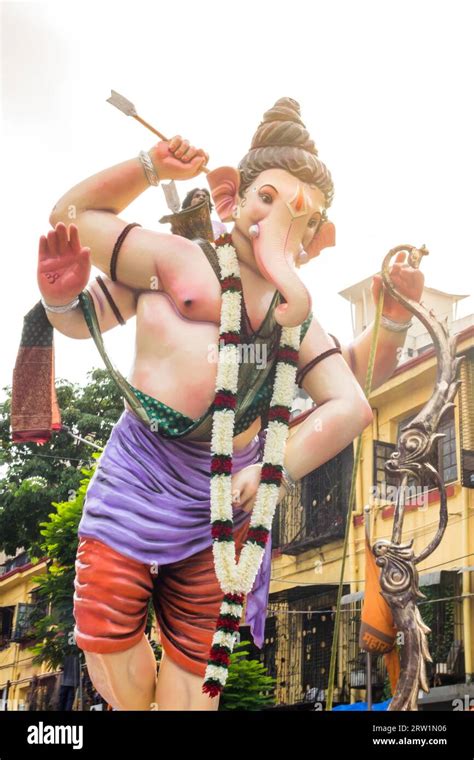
[110,222,142,282]
[95,275,126,326]
[295,346,342,388]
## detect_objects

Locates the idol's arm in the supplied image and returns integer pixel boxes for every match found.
[37,223,137,339]
[44,276,138,339]
[48,138,208,290]
[341,318,409,391]
[283,317,374,483]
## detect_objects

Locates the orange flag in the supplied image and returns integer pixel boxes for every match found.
[359,536,400,695]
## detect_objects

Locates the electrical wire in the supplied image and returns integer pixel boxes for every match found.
[1,450,94,464]
[270,510,474,582]
[269,550,474,586]
[261,592,474,616]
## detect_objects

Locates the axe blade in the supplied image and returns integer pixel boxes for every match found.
[161,181,181,213]
[106,89,137,117]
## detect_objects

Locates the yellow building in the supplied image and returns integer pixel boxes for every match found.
[244,280,474,710]
[0,552,57,710]
[0,547,163,710]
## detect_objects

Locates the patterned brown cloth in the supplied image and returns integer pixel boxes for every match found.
[11,301,61,444]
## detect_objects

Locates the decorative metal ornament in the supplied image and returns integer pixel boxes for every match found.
[138,150,160,186]
[41,296,80,313]
[159,199,214,242]
[373,243,464,711]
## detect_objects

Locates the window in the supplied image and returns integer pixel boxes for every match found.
[11,603,36,642]
[437,410,458,483]
[459,351,474,488]
[0,607,14,647]
[372,441,397,502]
[398,408,457,487]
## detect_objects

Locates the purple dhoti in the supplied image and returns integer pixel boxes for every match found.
[76,409,271,649]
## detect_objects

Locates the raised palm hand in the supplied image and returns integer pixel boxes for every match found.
[38,223,91,306]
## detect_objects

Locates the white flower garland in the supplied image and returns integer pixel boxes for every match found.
[202,237,301,697]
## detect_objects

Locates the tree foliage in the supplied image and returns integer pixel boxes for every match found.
[29,460,98,668]
[0,369,124,556]
[219,639,277,710]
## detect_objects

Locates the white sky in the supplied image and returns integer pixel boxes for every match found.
[1,0,473,397]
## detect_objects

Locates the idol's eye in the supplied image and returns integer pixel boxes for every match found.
[259,191,273,204]
[308,216,321,229]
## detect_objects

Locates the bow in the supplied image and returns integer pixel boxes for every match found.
[375,243,463,710]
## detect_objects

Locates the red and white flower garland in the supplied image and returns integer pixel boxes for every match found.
[202,233,302,697]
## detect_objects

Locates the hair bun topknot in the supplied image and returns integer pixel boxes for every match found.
[261,97,305,127]
[251,96,318,156]
[238,96,334,208]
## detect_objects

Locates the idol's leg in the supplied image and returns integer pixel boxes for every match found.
[85,635,158,711]
[74,537,158,710]
[154,649,220,711]
[153,520,250,711]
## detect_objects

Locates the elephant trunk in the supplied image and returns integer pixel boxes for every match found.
[251,221,312,328]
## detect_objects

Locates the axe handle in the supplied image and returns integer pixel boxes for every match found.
[133,115,210,174]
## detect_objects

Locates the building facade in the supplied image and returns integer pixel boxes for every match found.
[244,279,474,709]
[0,552,55,710]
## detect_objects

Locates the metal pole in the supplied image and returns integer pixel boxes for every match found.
[78,656,83,711]
[364,505,373,711]
[366,652,373,710]
[61,425,104,451]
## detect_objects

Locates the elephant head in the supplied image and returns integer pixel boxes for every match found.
[206,97,336,328]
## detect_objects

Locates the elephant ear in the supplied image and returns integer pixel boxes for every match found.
[206,166,241,222]
[306,220,336,259]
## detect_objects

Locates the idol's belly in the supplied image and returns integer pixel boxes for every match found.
[127,292,262,449]
[133,306,219,419]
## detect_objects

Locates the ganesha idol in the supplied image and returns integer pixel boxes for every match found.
[19,97,423,710]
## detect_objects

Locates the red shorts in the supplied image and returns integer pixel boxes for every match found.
[73,520,250,678]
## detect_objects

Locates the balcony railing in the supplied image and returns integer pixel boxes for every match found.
[272,443,354,554]
[247,572,467,708]
[10,602,45,644]
[244,585,345,707]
